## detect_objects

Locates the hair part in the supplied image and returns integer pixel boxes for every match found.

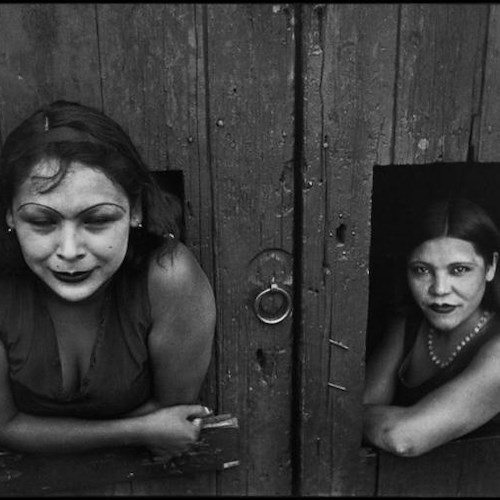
[398,198,500,312]
[405,198,500,267]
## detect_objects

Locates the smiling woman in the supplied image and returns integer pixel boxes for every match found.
[0,101,216,457]
[9,162,134,303]
[363,198,500,457]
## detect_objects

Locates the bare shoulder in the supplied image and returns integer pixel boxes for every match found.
[146,243,215,404]
[366,314,407,376]
[147,242,215,324]
[364,314,408,405]
[374,313,407,356]
[470,327,500,376]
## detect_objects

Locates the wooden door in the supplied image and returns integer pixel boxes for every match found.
[200,4,296,495]
[0,3,296,496]
[3,3,500,497]
[298,4,398,495]
[297,3,500,497]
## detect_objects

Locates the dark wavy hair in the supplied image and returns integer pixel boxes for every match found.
[397,198,500,313]
[0,100,181,274]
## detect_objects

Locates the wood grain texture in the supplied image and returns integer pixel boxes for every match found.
[299,4,398,495]
[95,2,215,328]
[0,415,239,496]
[0,4,101,140]
[394,4,488,164]
[378,435,500,496]
[1,3,499,496]
[478,5,500,162]
[205,3,295,495]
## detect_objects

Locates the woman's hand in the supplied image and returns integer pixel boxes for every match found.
[140,404,212,460]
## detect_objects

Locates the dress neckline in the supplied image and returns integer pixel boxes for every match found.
[398,314,498,391]
[34,277,112,400]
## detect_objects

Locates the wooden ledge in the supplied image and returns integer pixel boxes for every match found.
[0,414,239,496]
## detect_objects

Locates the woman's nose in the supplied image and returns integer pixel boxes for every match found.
[429,272,451,296]
[56,225,85,261]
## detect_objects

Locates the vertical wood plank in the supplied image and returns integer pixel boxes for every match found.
[378,445,463,496]
[477,6,500,162]
[95,4,214,275]
[0,4,102,140]
[95,4,215,495]
[205,4,295,495]
[300,4,398,495]
[394,4,488,164]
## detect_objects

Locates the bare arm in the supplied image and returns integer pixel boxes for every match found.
[364,316,406,405]
[363,335,500,457]
[147,242,216,406]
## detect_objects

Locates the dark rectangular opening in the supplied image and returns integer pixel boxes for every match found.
[367,162,500,440]
[152,169,186,242]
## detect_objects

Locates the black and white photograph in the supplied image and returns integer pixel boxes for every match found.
[0,3,498,497]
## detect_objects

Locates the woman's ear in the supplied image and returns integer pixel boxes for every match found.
[130,200,143,228]
[5,209,13,230]
[486,251,498,282]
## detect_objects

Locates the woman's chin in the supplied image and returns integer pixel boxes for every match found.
[42,274,107,303]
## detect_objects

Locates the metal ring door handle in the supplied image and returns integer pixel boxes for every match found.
[253,281,292,324]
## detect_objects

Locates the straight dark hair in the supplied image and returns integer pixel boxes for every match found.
[397,198,500,313]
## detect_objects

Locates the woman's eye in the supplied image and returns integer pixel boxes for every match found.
[410,265,429,275]
[451,265,470,275]
[29,219,56,228]
[84,218,112,228]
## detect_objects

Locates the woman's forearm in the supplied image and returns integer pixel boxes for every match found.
[0,411,146,454]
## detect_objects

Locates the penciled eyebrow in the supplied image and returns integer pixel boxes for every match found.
[408,260,477,267]
[16,202,127,217]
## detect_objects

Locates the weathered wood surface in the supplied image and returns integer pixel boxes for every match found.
[378,434,500,497]
[205,4,295,495]
[0,4,101,142]
[0,415,239,497]
[299,4,398,495]
[2,3,500,497]
[478,5,500,162]
[394,4,488,164]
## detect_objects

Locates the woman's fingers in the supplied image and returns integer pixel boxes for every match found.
[179,404,212,421]
[192,417,203,427]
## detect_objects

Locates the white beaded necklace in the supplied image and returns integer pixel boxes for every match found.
[427,311,492,369]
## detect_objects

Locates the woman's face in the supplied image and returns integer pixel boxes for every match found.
[6,160,141,302]
[407,236,497,332]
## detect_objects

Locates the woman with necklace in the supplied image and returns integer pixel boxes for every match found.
[0,101,215,459]
[364,198,500,457]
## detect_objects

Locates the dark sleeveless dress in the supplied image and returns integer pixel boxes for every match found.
[0,266,153,419]
[394,310,500,432]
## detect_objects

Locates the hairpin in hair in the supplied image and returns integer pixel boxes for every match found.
[37,125,105,146]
